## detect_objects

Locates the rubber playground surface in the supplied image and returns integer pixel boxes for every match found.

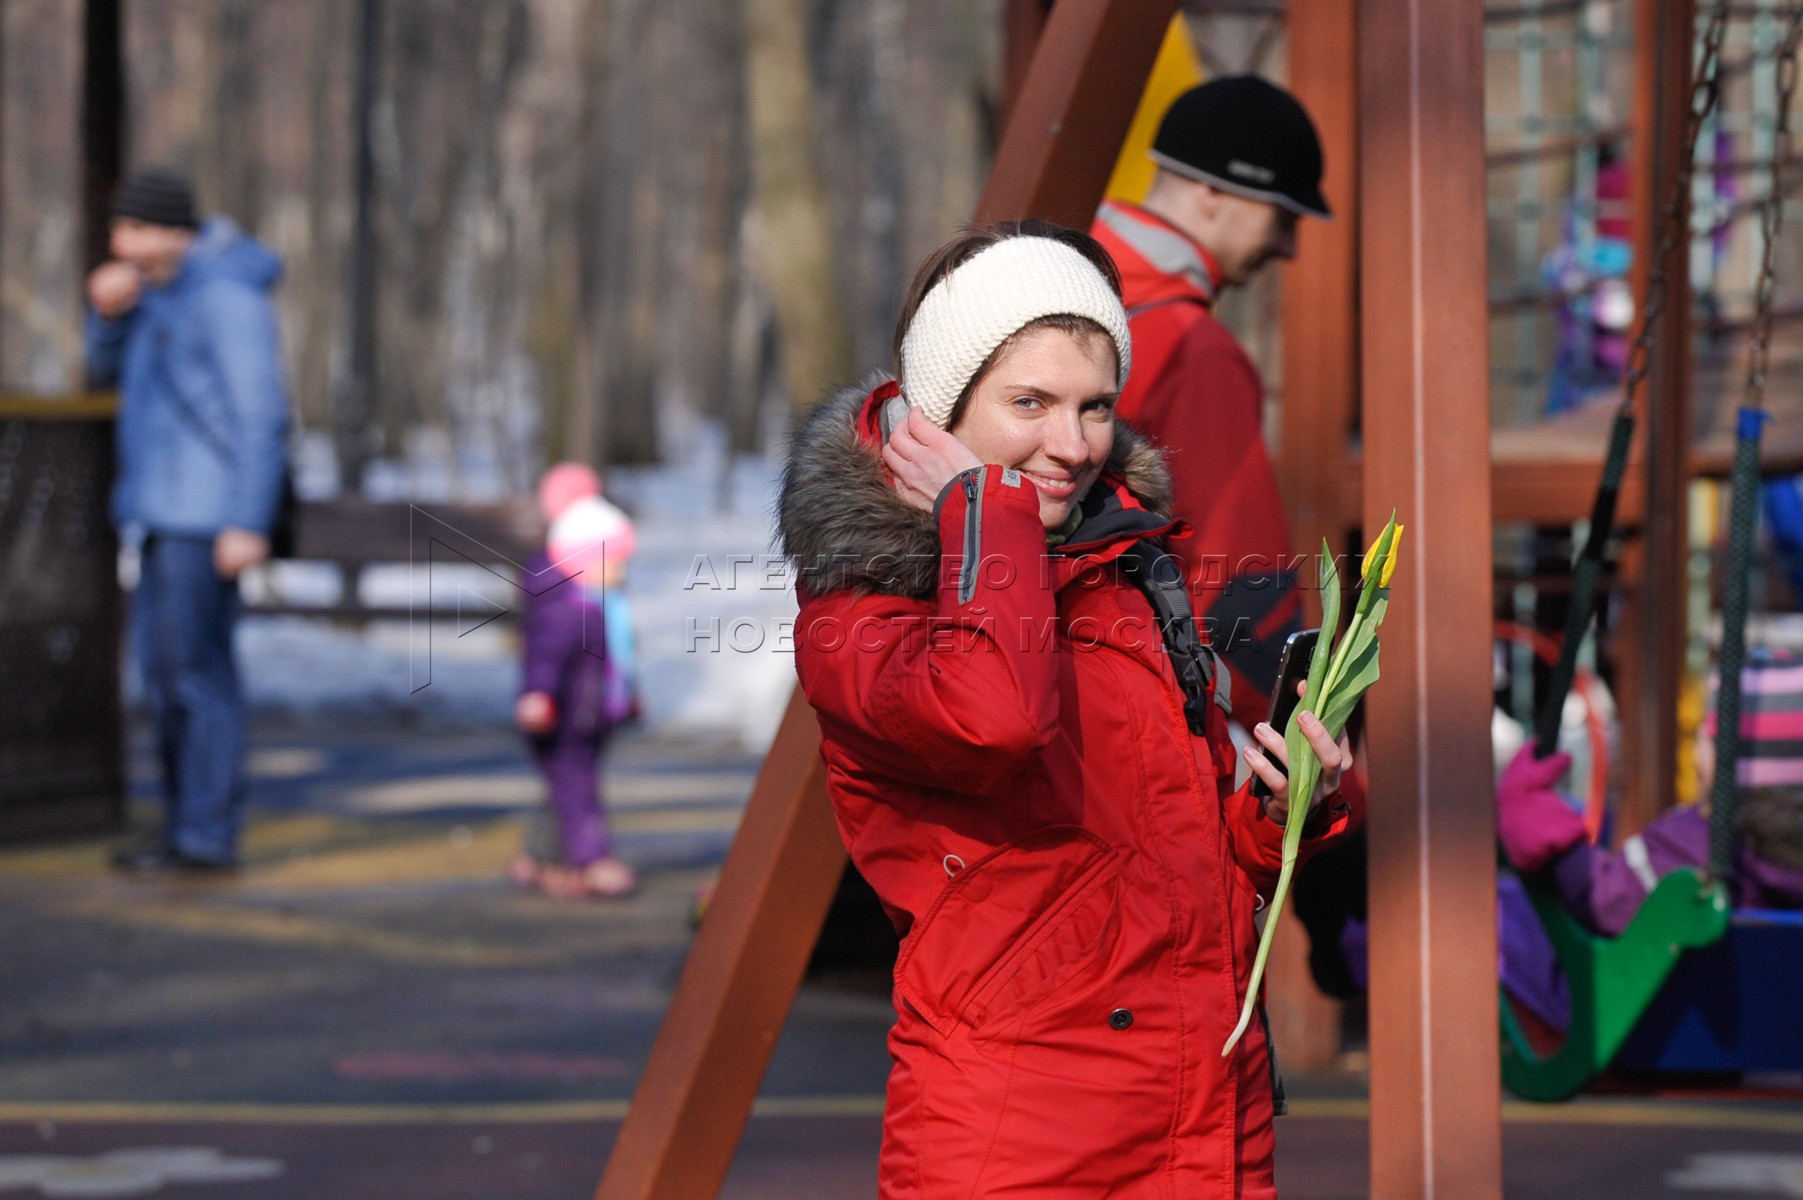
[1,718,1799,1198]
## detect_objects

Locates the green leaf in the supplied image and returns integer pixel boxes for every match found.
[1225,520,1401,1058]
[1319,639,1380,735]
[1321,590,1389,703]
[1304,539,1339,712]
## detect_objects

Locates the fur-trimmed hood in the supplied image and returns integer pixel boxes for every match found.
[779,373,1174,600]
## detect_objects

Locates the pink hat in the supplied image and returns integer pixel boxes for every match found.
[548,496,636,580]
[537,462,602,523]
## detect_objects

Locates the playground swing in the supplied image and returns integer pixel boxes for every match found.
[1502,1,1803,1103]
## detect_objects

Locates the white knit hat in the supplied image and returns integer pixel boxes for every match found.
[548,495,636,580]
[899,236,1132,429]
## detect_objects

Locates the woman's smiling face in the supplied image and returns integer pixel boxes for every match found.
[948,325,1119,530]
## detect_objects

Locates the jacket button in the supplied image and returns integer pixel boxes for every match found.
[1108,1007,1134,1031]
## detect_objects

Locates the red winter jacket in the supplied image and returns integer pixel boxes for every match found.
[1092,200,1303,716]
[779,382,1359,1199]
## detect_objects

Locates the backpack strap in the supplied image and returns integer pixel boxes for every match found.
[1118,539,1232,732]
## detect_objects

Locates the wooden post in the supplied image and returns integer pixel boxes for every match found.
[1615,0,1693,839]
[1270,0,1362,1074]
[1280,0,1360,568]
[1357,0,1503,1195]
[593,3,1174,1196]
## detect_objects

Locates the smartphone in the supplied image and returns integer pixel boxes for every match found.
[1249,628,1321,800]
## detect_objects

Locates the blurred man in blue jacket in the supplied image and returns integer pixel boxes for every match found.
[85,168,289,873]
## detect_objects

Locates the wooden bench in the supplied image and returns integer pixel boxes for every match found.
[248,498,539,623]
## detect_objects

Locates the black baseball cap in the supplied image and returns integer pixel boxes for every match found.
[1151,76,1330,219]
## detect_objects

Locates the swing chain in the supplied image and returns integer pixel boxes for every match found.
[1710,3,1803,884]
[1746,6,1803,409]
[1622,3,1731,412]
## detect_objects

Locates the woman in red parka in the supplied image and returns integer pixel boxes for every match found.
[778,222,1361,1199]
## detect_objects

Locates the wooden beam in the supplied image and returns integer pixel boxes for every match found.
[1271,0,1361,1073]
[1357,0,1503,1195]
[977,0,1177,227]
[999,0,1052,134]
[594,3,1175,1195]
[1615,0,1694,839]
[1281,0,1361,589]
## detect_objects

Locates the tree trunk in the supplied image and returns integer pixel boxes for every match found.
[1,0,85,392]
[744,0,854,413]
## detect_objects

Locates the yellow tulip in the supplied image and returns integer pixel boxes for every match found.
[1380,524,1405,588]
[1359,527,1385,580]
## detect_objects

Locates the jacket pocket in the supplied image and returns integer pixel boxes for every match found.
[894,825,1121,1037]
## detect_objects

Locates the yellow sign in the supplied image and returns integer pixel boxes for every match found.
[1104,17,1205,206]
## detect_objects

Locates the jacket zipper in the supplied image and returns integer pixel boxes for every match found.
[958,469,984,605]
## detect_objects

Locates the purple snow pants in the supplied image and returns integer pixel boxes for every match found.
[529,729,613,867]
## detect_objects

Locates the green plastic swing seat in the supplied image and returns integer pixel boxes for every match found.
[1499,867,1731,1102]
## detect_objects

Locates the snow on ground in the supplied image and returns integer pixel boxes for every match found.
[231,435,798,752]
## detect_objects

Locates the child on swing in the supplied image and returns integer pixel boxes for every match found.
[1499,649,1803,930]
[512,463,641,899]
[1300,651,1803,1030]
[1495,648,1803,1029]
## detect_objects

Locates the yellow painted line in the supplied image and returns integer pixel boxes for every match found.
[0,806,736,892]
[337,775,541,813]
[245,823,517,890]
[751,1095,887,1118]
[0,845,114,880]
[1283,1096,1803,1134]
[236,810,736,890]
[49,896,550,968]
[0,1101,631,1125]
[333,770,749,815]
[1504,1098,1803,1133]
[613,807,741,836]
[0,1095,1796,1131]
[0,815,358,881]
[0,1098,877,1125]
[607,773,752,808]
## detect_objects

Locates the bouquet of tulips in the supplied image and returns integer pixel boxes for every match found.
[1222,514,1403,1057]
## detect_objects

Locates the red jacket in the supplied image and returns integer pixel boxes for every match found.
[779,382,1359,1198]
[1092,200,1303,716]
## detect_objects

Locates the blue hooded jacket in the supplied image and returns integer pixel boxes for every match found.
[86,218,290,538]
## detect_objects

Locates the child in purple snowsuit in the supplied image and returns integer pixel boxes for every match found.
[514,464,639,899]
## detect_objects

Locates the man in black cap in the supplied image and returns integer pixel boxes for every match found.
[1091,75,1331,718]
[86,167,290,873]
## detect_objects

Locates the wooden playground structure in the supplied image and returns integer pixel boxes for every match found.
[1,1,1795,1197]
[601,0,1508,1196]
[595,0,1803,1196]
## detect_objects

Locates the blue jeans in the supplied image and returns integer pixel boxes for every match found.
[134,534,245,862]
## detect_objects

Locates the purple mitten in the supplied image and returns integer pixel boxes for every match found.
[1496,744,1585,873]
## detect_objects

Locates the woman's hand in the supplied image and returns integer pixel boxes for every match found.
[1243,704,1350,824]
[883,405,981,513]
